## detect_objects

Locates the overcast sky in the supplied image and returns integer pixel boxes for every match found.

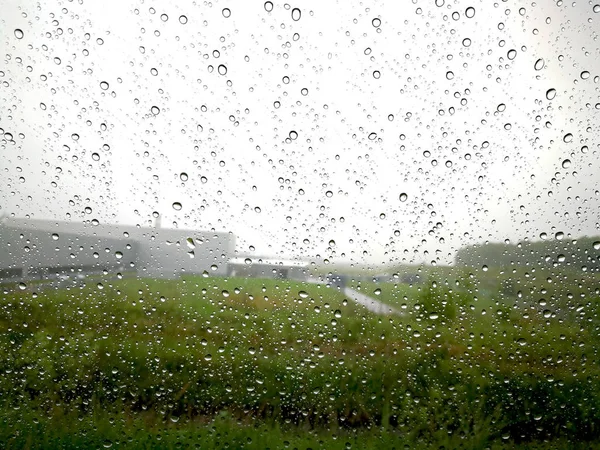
[1,0,599,266]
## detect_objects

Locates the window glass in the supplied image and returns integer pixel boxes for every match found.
[1,0,599,447]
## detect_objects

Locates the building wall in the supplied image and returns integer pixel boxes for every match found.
[0,219,235,281]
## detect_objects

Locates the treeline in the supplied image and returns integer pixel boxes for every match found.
[455,235,600,270]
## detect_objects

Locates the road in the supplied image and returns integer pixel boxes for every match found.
[343,287,404,316]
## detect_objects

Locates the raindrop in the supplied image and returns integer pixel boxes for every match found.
[172,202,182,211]
[446,71,454,80]
[160,14,168,22]
[254,206,261,213]
[462,38,471,47]
[150,68,158,76]
[368,132,377,140]
[180,172,188,181]
[497,103,506,112]
[71,133,79,141]
[100,81,109,90]
[18,282,27,290]
[222,8,231,18]
[373,70,381,79]
[291,8,301,21]
[374,288,381,296]
[334,310,342,318]
[388,114,394,121]
[264,1,273,12]
[151,106,160,115]
[581,71,590,80]
[179,15,188,24]
[299,291,308,298]
[115,251,123,259]
[482,265,488,272]
[561,159,571,169]
[534,58,545,70]
[507,49,517,60]
[594,4,600,13]
[325,191,333,198]
[465,7,475,18]
[289,130,298,140]
[435,0,445,6]
[372,18,381,27]
[54,57,61,65]
[92,152,100,161]
[14,29,24,39]
[399,193,408,202]
[217,64,227,75]
[301,88,308,96]
[563,133,573,143]
[546,88,556,100]
[555,231,564,240]
[593,241,600,250]
[51,233,59,240]
[222,290,229,297]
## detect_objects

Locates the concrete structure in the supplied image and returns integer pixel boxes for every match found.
[0,217,235,282]
[227,256,310,281]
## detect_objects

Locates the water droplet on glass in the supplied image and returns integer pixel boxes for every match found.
[254,206,261,213]
[289,130,298,140]
[19,282,27,290]
[562,159,571,169]
[71,133,79,141]
[222,290,230,297]
[507,49,517,60]
[546,88,556,100]
[115,251,123,259]
[593,241,600,250]
[399,193,408,202]
[374,288,381,296]
[172,202,182,211]
[534,58,545,70]
[446,71,454,80]
[482,265,488,272]
[151,106,160,115]
[373,70,381,79]
[100,81,109,90]
[264,1,273,12]
[563,133,573,143]
[218,64,227,75]
[222,8,231,18]
[92,152,100,161]
[14,29,24,39]
[555,231,564,240]
[581,71,590,80]
[298,291,308,298]
[465,7,475,18]
[594,4,600,13]
[325,191,333,198]
[180,172,188,181]
[334,310,342,318]
[368,132,377,140]
[179,15,188,24]
[291,8,301,21]
[301,88,308,96]
[462,38,471,47]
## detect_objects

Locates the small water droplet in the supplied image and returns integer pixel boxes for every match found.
[222,290,230,297]
[399,193,408,202]
[581,71,590,80]
[368,132,377,140]
[179,15,188,24]
[100,81,109,90]
[51,233,59,240]
[289,130,298,140]
[546,88,556,100]
[218,64,227,75]
[562,159,571,169]
[465,6,475,18]
[254,206,261,213]
[446,71,454,80]
[372,17,381,27]
[180,172,188,181]
[325,191,333,198]
[299,291,309,299]
[115,251,123,259]
[18,282,27,290]
[151,106,160,115]
[462,37,471,47]
[507,49,517,60]
[555,231,564,240]
[334,310,342,318]
[92,152,100,161]
[172,202,182,211]
[374,288,381,296]
[291,8,301,21]
[222,8,231,18]
[482,265,488,272]
[264,1,273,12]
[593,241,600,250]
[14,29,24,39]
[563,133,573,143]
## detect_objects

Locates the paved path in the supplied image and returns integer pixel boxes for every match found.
[342,287,404,316]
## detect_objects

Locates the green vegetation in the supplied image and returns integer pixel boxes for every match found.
[1,271,599,448]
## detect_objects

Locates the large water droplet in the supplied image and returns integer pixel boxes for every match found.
[218,64,227,75]
[593,241,600,250]
[465,6,475,18]
[100,81,109,90]
[581,71,590,80]
[555,231,564,240]
[172,202,182,211]
[179,15,188,24]
[563,133,573,143]
[546,88,556,100]
[534,58,545,70]
[180,172,188,181]
[264,1,273,12]
[151,106,160,115]
[562,159,571,169]
[507,49,517,60]
[399,193,408,202]
[14,29,24,39]
[222,8,231,18]
[291,8,301,21]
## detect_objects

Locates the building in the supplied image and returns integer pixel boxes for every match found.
[0,216,235,282]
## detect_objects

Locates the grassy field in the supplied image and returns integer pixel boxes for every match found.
[0,271,599,448]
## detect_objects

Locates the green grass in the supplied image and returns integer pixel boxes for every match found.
[0,271,599,448]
